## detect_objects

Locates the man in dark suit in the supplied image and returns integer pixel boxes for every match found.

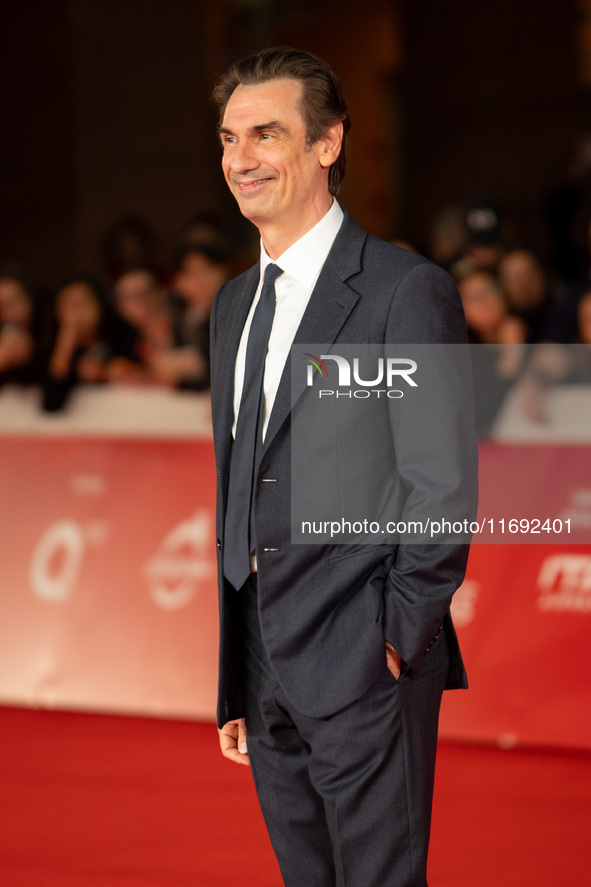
[210,47,478,887]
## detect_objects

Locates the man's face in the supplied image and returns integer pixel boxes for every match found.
[219,79,331,237]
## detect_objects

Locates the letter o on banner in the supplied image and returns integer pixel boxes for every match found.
[29,520,85,602]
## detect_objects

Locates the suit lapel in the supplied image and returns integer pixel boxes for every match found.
[212,264,260,475]
[263,213,367,452]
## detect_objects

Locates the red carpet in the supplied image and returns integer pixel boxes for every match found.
[0,707,589,886]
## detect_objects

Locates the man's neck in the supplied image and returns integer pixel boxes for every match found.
[259,195,333,260]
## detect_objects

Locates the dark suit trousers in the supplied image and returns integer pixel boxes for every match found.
[237,575,449,887]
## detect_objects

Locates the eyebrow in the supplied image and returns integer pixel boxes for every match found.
[218,121,288,136]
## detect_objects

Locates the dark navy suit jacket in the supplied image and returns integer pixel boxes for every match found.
[210,212,478,728]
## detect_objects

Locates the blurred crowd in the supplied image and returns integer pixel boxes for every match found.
[432,195,591,349]
[2,194,591,416]
[0,212,235,412]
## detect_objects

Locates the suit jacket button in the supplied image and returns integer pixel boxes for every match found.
[216,538,222,551]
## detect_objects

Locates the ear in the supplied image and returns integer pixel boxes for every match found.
[317,122,344,169]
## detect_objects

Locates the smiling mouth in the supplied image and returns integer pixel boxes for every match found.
[237,178,273,190]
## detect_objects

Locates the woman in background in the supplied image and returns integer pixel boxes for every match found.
[42,273,139,412]
[0,266,46,387]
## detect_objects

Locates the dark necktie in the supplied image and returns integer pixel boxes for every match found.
[223,263,283,589]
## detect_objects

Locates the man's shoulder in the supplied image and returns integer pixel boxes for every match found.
[331,213,465,342]
[362,233,434,275]
[333,212,451,288]
[217,262,259,297]
[210,262,258,331]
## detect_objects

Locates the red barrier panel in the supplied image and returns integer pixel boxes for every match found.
[441,540,591,750]
[0,434,219,720]
[439,440,591,751]
[0,388,590,749]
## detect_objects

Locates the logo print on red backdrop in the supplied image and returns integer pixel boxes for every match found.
[537,554,591,613]
[144,510,215,610]
[29,519,110,603]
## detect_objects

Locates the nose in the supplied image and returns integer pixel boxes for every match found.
[225,140,260,176]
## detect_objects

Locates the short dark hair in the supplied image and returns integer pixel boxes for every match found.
[212,46,351,197]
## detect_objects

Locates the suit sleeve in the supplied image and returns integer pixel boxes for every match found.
[381,261,478,674]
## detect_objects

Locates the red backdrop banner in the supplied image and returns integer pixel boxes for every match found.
[0,434,219,720]
[442,543,591,750]
[0,389,590,749]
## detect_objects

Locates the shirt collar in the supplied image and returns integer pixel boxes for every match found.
[259,200,344,288]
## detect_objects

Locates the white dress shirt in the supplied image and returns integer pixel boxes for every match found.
[232,200,344,441]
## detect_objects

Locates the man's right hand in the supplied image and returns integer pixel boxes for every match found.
[385,641,402,680]
[218,717,250,766]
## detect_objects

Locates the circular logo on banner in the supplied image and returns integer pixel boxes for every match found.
[29,520,85,603]
[144,510,215,610]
